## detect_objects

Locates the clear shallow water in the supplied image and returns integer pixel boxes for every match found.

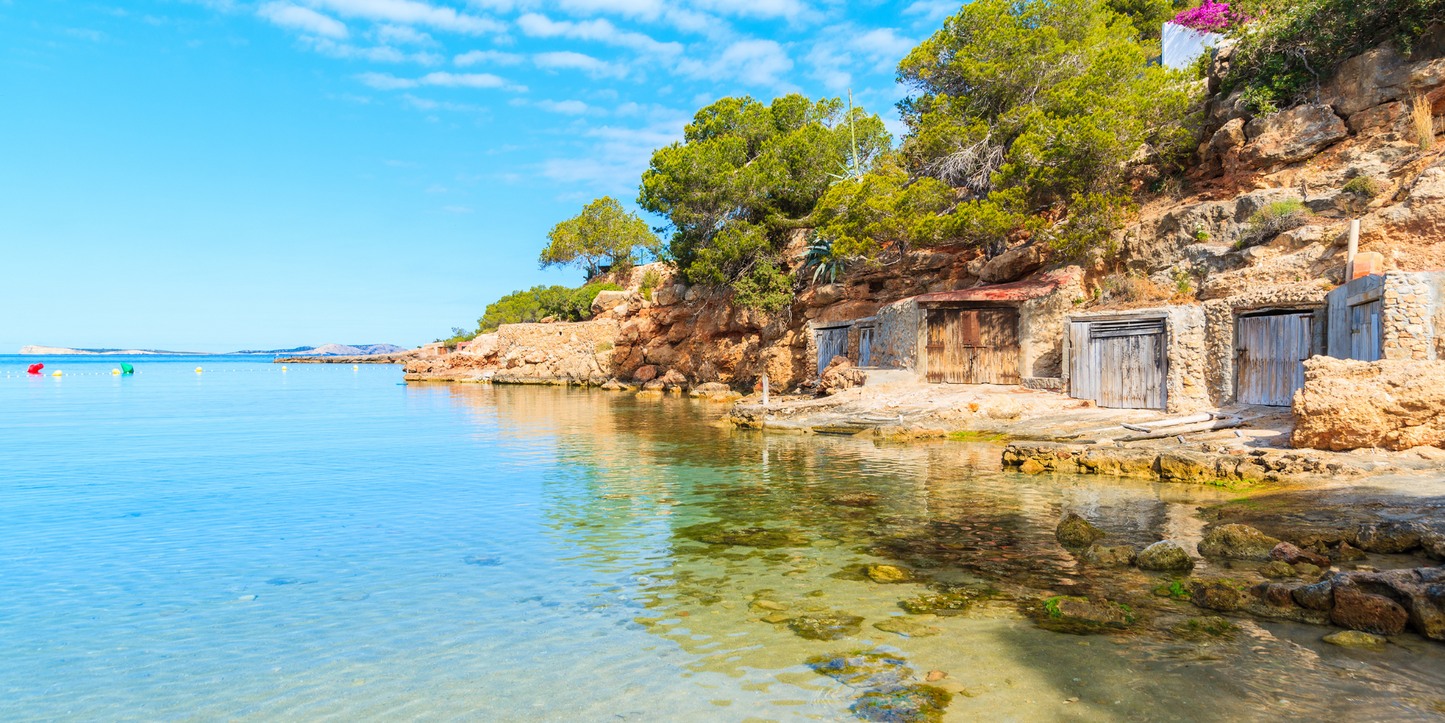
[3,355,1444,722]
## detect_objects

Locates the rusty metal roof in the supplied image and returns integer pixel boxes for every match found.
[914,268,1079,304]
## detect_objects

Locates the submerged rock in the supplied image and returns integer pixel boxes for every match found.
[873,618,940,637]
[1040,596,1136,632]
[865,564,913,584]
[1137,540,1194,571]
[1323,630,1388,650]
[463,555,502,566]
[899,586,984,615]
[1260,560,1298,578]
[851,685,952,723]
[1081,543,1137,568]
[788,612,864,640]
[678,522,806,549]
[1198,524,1281,560]
[1190,580,1247,612]
[829,492,882,507]
[1172,616,1236,640]
[1055,512,1105,548]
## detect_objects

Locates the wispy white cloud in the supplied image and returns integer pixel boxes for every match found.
[307,37,443,63]
[454,49,524,66]
[516,13,681,56]
[359,70,528,91]
[258,2,348,39]
[680,38,792,86]
[373,23,435,45]
[443,205,474,213]
[691,0,812,21]
[537,99,595,114]
[534,51,627,79]
[402,93,487,111]
[903,0,957,25]
[538,119,684,192]
[303,0,504,35]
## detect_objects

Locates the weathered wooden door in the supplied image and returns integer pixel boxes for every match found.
[1350,300,1382,362]
[816,327,848,374]
[858,327,873,367]
[1237,313,1313,406]
[925,308,1020,384]
[1069,318,1167,409]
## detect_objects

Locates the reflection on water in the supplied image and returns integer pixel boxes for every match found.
[2,362,1444,722]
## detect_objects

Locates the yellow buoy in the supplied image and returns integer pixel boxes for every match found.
[282,366,288,371]
[195,367,203,373]
[52,371,62,377]
[112,369,121,375]
[353,365,359,369]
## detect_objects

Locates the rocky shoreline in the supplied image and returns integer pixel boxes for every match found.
[275,352,417,364]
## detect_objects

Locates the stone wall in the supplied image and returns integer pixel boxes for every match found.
[1018,273,1085,378]
[872,297,920,371]
[1382,270,1445,361]
[1203,282,1331,404]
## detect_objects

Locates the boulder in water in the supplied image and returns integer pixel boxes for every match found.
[1055,512,1105,548]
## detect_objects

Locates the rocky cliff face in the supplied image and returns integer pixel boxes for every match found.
[1292,356,1445,452]
[1119,29,1445,296]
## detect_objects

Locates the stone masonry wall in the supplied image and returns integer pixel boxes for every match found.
[1018,273,1085,378]
[872,297,920,371]
[1203,282,1331,405]
[1382,270,1445,361]
[1165,305,1210,412]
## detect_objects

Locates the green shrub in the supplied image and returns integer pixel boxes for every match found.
[474,282,623,332]
[731,259,795,311]
[1243,199,1312,246]
[1342,175,1383,198]
[1222,0,1445,113]
[638,268,661,299]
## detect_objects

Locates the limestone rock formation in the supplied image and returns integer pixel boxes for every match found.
[1238,104,1349,167]
[1137,540,1194,571]
[819,356,865,395]
[1198,524,1281,560]
[1292,357,1445,451]
[979,243,1045,283]
[1080,543,1136,568]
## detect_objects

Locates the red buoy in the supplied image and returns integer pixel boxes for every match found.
[27,363,43,375]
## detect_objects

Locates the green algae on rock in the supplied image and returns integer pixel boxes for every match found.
[788,612,865,640]
[1172,616,1237,640]
[1323,630,1387,650]
[873,618,941,637]
[1137,540,1195,571]
[851,685,952,723]
[1055,512,1105,548]
[677,522,807,549]
[898,584,989,615]
[865,564,913,583]
[1037,596,1137,634]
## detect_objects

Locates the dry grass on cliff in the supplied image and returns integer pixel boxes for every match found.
[1412,93,1436,151]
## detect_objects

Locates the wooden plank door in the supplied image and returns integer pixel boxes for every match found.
[858,328,873,367]
[925,310,951,383]
[816,328,848,374]
[1070,318,1166,409]
[926,309,1020,384]
[1237,313,1313,406]
[1350,300,1382,362]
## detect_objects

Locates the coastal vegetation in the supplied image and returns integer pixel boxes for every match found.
[1221,0,1445,113]
[538,196,660,279]
[474,283,623,333]
[637,94,891,294]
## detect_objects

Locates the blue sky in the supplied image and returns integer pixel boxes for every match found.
[1,0,958,352]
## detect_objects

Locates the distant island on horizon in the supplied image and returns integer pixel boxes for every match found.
[19,343,407,356]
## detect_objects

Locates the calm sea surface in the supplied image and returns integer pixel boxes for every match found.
[3,355,1444,722]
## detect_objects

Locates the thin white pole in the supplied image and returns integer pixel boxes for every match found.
[1347,219,1360,279]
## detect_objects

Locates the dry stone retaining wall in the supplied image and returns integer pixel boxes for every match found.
[1382,271,1445,361]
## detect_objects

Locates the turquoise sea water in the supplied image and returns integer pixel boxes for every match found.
[4,355,1445,722]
